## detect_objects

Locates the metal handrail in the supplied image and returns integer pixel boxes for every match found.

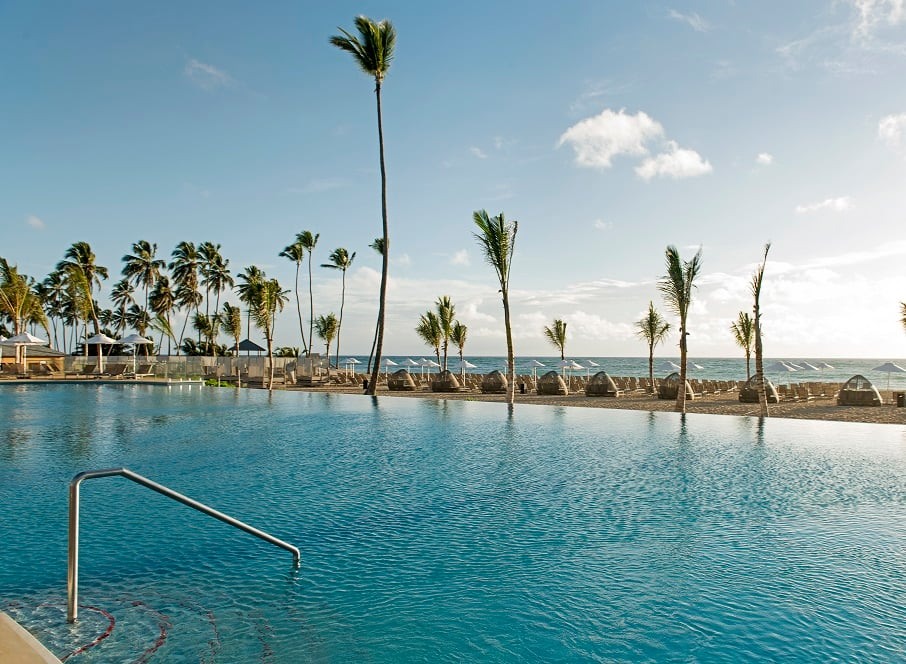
[67,467,300,623]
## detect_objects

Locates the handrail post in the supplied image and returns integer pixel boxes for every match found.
[67,478,81,622]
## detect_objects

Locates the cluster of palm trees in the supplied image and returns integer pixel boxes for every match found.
[415,296,468,373]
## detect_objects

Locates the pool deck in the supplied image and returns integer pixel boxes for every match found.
[0,378,204,386]
[0,612,61,663]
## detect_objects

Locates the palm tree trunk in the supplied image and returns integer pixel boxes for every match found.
[368,79,389,396]
[754,316,768,417]
[307,258,315,357]
[502,288,515,405]
[746,351,751,380]
[294,261,308,355]
[336,270,346,369]
[676,326,687,413]
[648,343,655,394]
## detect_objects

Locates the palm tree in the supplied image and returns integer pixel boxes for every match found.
[451,321,468,378]
[415,311,442,370]
[473,210,518,404]
[279,236,309,356]
[174,284,203,353]
[0,259,49,345]
[314,313,339,377]
[298,231,320,355]
[248,277,289,391]
[110,278,135,337]
[658,245,703,414]
[199,242,232,318]
[126,303,151,338]
[56,241,108,335]
[901,302,906,333]
[730,311,755,380]
[751,243,771,417]
[331,15,397,396]
[169,241,201,352]
[38,270,66,350]
[634,301,671,393]
[122,240,165,313]
[543,319,567,360]
[434,296,456,371]
[321,248,356,369]
[221,302,242,357]
[235,265,265,340]
[366,237,383,372]
[150,276,176,354]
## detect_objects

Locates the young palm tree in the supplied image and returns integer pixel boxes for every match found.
[0,259,49,343]
[436,296,455,371]
[221,302,242,357]
[122,240,165,313]
[635,301,671,393]
[751,243,771,417]
[658,245,703,414]
[730,311,755,380]
[415,310,442,370]
[150,276,176,354]
[331,15,396,396]
[298,231,320,354]
[901,302,906,333]
[450,321,468,378]
[235,265,266,340]
[473,210,518,404]
[543,319,567,360]
[279,236,309,356]
[321,248,356,369]
[314,313,339,378]
[110,278,135,337]
[248,278,289,391]
[56,241,108,335]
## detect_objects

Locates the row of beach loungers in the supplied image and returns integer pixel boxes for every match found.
[0,363,157,379]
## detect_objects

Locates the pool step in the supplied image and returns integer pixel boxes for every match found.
[0,611,61,663]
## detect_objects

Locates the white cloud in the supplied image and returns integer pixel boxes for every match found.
[184,58,232,90]
[469,146,488,159]
[878,113,906,148]
[635,141,713,180]
[594,219,614,231]
[850,0,905,39]
[558,109,663,168]
[26,215,44,230]
[395,253,412,267]
[756,152,774,165]
[450,250,470,266]
[287,178,348,194]
[794,196,854,214]
[668,9,710,32]
[493,136,505,149]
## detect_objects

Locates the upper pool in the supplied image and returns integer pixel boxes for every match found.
[1,383,905,662]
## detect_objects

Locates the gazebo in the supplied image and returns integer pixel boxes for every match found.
[481,369,508,394]
[585,371,621,397]
[658,372,694,400]
[537,370,568,396]
[738,376,779,404]
[387,368,417,391]
[431,369,461,393]
[837,375,883,406]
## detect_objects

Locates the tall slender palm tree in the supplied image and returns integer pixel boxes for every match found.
[170,241,201,351]
[236,265,265,341]
[150,276,176,354]
[751,243,771,417]
[451,321,468,378]
[473,210,518,405]
[731,311,755,380]
[543,319,567,360]
[298,231,320,354]
[174,284,203,353]
[435,296,456,371]
[331,15,396,396]
[279,236,309,356]
[110,278,135,337]
[248,278,289,391]
[56,241,108,335]
[122,240,165,313]
[415,310,442,370]
[314,313,339,378]
[635,301,671,393]
[366,237,383,372]
[221,302,242,358]
[658,245,703,414]
[199,242,232,317]
[321,248,356,368]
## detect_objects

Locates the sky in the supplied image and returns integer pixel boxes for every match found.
[3,1,906,358]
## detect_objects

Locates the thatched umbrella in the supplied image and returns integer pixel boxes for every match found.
[481,369,508,394]
[585,371,619,397]
[431,369,461,393]
[658,372,694,400]
[387,368,417,391]
[537,370,568,396]
[838,374,883,406]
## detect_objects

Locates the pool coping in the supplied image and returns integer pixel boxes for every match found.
[0,612,61,663]
[0,378,204,386]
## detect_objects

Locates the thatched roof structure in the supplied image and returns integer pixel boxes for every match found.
[738,375,779,403]
[837,374,882,406]
[431,369,461,393]
[657,372,694,400]
[387,368,417,391]
[537,370,568,396]
[481,369,508,394]
[585,371,620,397]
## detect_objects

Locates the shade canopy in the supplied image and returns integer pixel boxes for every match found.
[799,362,820,370]
[1,332,47,345]
[660,361,681,371]
[118,333,153,345]
[585,360,600,367]
[343,357,362,364]
[690,362,704,370]
[765,361,797,373]
[422,359,440,368]
[402,358,421,367]
[818,362,835,369]
[86,333,117,345]
[383,358,398,366]
[459,359,478,369]
[529,360,546,367]
[872,362,906,373]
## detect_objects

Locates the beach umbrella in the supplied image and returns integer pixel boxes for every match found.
[2,331,48,370]
[765,361,797,390]
[458,358,477,379]
[402,358,420,367]
[584,359,600,377]
[799,362,820,371]
[529,359,545,381]
[690,362,704,371]
[660,361,681,372]
[118,333,153,375]
[342,357,361,377]
[785,362,803,370]
[86,333,117,374]
[383,358,398,379]
[818,362,835,369]
[872,362,906,393]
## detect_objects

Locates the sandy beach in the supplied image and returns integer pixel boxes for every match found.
[283,381,906,426]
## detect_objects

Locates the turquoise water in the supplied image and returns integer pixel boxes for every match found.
[1,384,906,662]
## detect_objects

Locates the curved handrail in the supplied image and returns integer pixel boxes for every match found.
[67,467,300,623]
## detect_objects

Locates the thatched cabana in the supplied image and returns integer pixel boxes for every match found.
[537,370,568,396]
[387,368,417,391]
[657,372,694,400]
[481,369,508,394]
[431,369,461,393]
[738,376,779,403]
[585,371,621,397]
[837,374,883,406]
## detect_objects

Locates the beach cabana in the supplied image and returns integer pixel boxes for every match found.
[657,372,694,400]
[387,368,417,391]
[431,369,461,393]
[537,370,568,396]
[585,371,621,397]
[738,376,779,404]
[481,369,508,394]
[837,375,883,406]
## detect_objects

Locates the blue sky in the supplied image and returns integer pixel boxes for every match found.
[3,1,906,358]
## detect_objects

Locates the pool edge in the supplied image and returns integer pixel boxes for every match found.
[0,612,61,663]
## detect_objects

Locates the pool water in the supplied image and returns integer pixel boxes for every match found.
[1,384,905,662]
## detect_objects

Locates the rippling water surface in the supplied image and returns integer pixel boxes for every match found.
[1,384,905,662]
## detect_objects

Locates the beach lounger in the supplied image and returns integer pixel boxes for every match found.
[104,363,128,378]
[13,363,30,378]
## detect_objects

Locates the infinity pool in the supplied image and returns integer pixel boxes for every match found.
[1,384,905,662]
